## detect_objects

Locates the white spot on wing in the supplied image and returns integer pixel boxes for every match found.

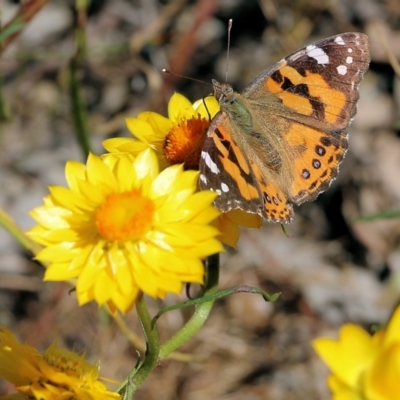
[199,174,207,185]
[201,151,219,174]
[348,48,353,53]
[334,36,345,45]
[306,45,329,64]
[346,56,353,64]
[216,189,222,196]
[337,65,347,75]
[221,183,229,193]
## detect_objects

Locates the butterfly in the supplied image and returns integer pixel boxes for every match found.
[198,32,370,223]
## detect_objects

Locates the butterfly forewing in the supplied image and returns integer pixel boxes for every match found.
[244,33,370,131]
[200,115,262,215]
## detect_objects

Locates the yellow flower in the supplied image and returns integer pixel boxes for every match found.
[103,93,220,170]
[27,149,223,313]
[313,305,400,400]
[0,325,119,400]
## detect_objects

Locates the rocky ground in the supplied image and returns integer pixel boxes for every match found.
[0,0,400,399]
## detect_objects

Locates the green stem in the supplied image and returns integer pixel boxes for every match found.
[0,64,10,122]
[75,0,88,63]
[159,253,220,359]
[118,254,220,397]
[119,293,160,399]
[69,60,91,158]
[69,0,90,159]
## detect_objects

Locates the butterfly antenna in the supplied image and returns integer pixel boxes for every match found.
[225,19,233,82]
[162,69,212,87]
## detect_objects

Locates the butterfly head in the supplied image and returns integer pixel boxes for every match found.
[212,79,236,106]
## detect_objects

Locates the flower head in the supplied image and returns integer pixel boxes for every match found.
[103,93,220,170]
[27,149,222,313]
[0,325,119,400]
[313,305,400,400]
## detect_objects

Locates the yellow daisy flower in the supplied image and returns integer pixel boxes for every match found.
[313,305,400,400]
[103,93,219,170]
[103,93,262,247]
[27,149,223,313]
[0,325,119,400]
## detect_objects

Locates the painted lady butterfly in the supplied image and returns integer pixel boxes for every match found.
[199,33,370,223]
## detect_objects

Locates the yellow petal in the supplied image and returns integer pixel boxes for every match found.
[151,164,182,197]
[111,155,135,192]
[64,160,86,190]
[86,153,117,189]
[29,206,72,230]
[37,243,75,263]
[126,118,162,143]
[382,305,400,349]
[168,93,195,121]
[327,375,362,400]
[225,209,263,228]
[103,137,152,154]
[365,342,400,400]
[138,111,173,136]
[48,187,85,211]
[193,95,220,119]
[215,214,240,248]
[44,262,79,280]
[93,269,117,305]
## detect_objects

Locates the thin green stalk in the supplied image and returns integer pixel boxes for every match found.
[159,253,219,359]
[69,0,90,159]
[119,293,160,399]
[69,60,91,158]
[0,55,10,121]
[0,14,10,121]
[75,0,88,63]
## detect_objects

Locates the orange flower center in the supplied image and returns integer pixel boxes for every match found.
[95,190,155,242]
[163,114,210,169]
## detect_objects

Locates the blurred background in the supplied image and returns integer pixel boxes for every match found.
[0,0,400,399]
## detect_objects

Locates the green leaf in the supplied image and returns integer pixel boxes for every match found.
[152,285,280,327]
[0,18,25,43]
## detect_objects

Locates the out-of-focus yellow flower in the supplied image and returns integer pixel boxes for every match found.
[27,149,223,313]
[313,305,400,400]
[0,325,119,400]
[103,93,220,170]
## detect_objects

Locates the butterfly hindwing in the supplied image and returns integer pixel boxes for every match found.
[284,123,348,204]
